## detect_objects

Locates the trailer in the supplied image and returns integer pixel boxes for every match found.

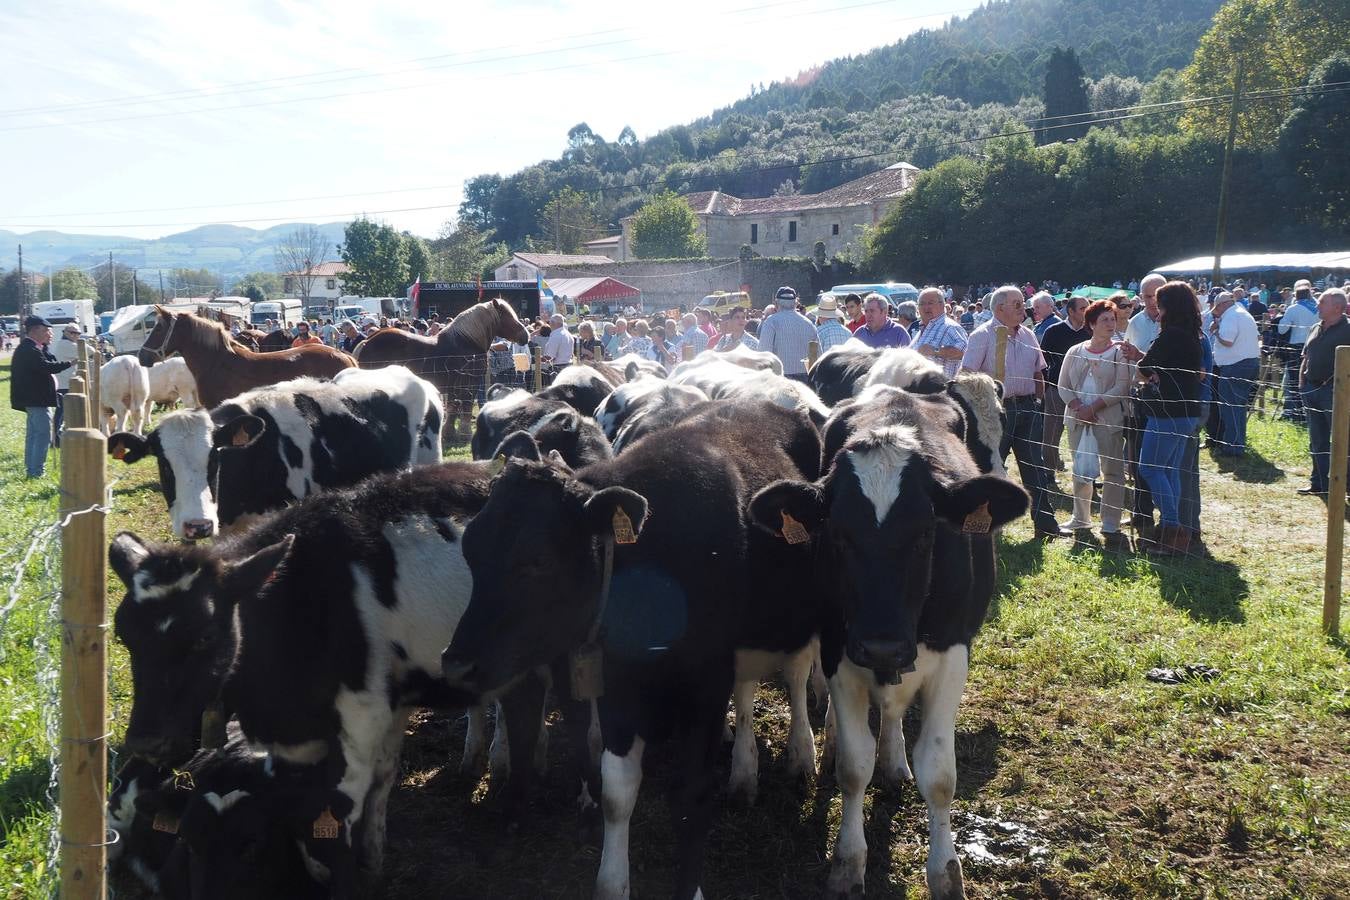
[414,281,546,323]
[32,299,97,336]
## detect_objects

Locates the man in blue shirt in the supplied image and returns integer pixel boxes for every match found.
[851,293,911,349]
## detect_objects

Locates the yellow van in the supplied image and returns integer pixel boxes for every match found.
[701,291,752,315]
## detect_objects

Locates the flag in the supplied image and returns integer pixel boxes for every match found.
[408,275,421,318]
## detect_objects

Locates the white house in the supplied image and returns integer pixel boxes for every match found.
[282,261,350,301]
[493,251,615,283]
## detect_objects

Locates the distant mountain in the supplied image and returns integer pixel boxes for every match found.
[0,222,349,281]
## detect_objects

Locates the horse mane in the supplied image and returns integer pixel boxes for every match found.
[441,299,500,349]
[173,310,243,358]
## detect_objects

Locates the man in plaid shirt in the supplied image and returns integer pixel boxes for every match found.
[758,286,819,380]
[814,296,852,351]
[910,286,969,378]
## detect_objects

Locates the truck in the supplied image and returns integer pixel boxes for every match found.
[412,282,544,323]
[32,299,98,336]
[249,298,304,329]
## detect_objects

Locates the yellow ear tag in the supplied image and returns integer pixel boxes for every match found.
[488,455,506,476]
[152,811,180,834]
[231,426,250,447]
[612,508,637,544]
[780,511,810,545]
[962,502,992,534]
[312,808,340,840]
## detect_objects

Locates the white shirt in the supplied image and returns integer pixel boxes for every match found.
[53,337,80,391]
[1124,309,1161,353]
[544,326,574,365]
[1278,300,1320,346]
[1212,303,1260,366]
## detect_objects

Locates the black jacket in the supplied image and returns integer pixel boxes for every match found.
[10,338,71,411]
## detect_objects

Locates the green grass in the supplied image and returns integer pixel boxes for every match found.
[1,357,1347,898]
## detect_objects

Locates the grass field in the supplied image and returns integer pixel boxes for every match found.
[1,356,1347,899]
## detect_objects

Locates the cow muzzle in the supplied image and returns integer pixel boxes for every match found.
[181,519,216,541]
[440,654,482,697]
[849,639,918,681]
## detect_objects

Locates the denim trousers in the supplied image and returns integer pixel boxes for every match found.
[1304,383,1338,492]
[1214,356,1259,456]
[1282,351,1305,420]
[1140,416,1199,527]
[25,407,53,477]
[1178,402,1208,534]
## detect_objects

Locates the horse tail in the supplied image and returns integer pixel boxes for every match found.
[352,339,367,362]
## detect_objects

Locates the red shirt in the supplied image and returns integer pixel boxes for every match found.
[846,316,865,333]
[291,333,322,348]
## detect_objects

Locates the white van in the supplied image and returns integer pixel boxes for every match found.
[32,299,98,336]
[250,298,304,329]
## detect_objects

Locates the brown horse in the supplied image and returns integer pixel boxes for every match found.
[138,307,355,409]
[355,298,529,441]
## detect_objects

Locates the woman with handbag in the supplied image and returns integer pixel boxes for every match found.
[1122,282,1204,556]
[1058,300,1133,550]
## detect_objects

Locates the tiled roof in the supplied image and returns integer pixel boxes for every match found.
[583,235,621,248]
[678,163,919,218]
[514,252,615,267]
[283,261,349,277]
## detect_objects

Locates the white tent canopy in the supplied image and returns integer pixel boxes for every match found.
[1153,251,1350,276]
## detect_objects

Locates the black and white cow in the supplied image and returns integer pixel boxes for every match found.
[748,386,1028,899]
[608,352,667,382]
[669,356,830,427]
[592,375,710,454]
[442,399,826,899]
[471,385,612,468]
[107,365,444,540]
[106,461,544,876]
[541,363,624,415]
[807,344,882,406]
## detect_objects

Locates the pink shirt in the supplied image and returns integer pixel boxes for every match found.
[960,320,1047,398]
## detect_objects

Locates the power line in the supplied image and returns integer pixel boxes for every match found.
[7,84,1347,231]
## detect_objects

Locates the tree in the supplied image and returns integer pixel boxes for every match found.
[772,178,798,197]
[1180,0,1350,146]
[1089,74,1143,119]
[48,268,99,301]
[537,187,602,254]
[233,271,283,301]
[1037,47,1091,144]
[340,218,408,297]
[1277,53,1350,225]
[167,268,223,298]
[458,174,502,234]
[432,222,511,281]
[273,225,333,305]
[0,269,25,315]
[629,191,707,259]
[87,263,163,309]
[1125,68,1185,137]
[403,233,433,290]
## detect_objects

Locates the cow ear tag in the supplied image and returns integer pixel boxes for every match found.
[488,455,506,476]
[780,511,810,545]
[570,643,605,701]
[231,424,250,447]
[200,704,227,751]
[111,441,128,460]
[612,508,637,544]
[962,502,992,534]
[152,811,180,834]
[312,807,340,840]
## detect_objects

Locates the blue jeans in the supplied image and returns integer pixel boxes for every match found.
[1305,383,1337,492]
[1282,352,1305,421]
[25,407,53,478]
[1214,356,1259,456]
[1179,403,1208,534]
[1140,416,1199,527]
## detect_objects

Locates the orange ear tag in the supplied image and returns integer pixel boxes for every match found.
[962,502,992,534]
[780,511,810,545]
[612,508,637,544]
[231,426,250,447]
[312,808,340,840]
[152,811,180,834]
[111,443,128,460]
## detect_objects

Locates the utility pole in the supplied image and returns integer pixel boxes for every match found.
[17,243,25,317]
[109,252,117,311]
[48,266,54,303]
[158,269,165,302]
[131,268,138,305]
[1211,55,1246,287]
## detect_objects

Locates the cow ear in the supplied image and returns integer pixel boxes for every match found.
[494,430,542,462]
[108,432,150,463]
[223,534,295,598]
[583,486,648,540]
[486,383,516,402]
[546,449,571,471]
[932,475,1028,531]
[212,415,266,450]
[748,480,826,537]
[624,361,641,382]
[110,532,151,587]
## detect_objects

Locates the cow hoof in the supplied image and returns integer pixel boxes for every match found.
[727,773,758,807]
[459,747,487,779]
[786,741,817,781]
[926,857,965,900]
[593,879,630,900]
[825,858,865,898]
[878,760,913,786]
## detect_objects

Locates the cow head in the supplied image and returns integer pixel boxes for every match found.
[750,422,1026,681]
[442,436,647,698]
[524,408,613,469]
[108,410,267,540]
[110,532,294,764]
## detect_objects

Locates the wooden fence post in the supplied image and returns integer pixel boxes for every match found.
[807,340,820,370]
[75,340,91,426]
[483,352,492,404]
[1323,344,1350,636]
[58,424,108,900]
[86,342,101,425]
[682,344,694,362]
[64,392,88,430]
[533,345,544,393]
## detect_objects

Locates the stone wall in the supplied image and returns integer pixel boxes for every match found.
[550,257,831,312]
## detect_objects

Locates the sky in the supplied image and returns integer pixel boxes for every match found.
[0,0,968,244]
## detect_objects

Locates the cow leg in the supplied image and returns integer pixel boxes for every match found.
[333,691,393,874]
[819,693,837,778]
[587,698,603,766]
[826,661,875,898]
[594,737,645,900]
[810,645,830,714]
[362,710,410,876]
[877,684,914,786]
[460,705,488,777]
[784,644,817,781]
[671,703,725,900]
[488,702,511,780]
[727,677,759,803]
[498,670,548,816]
[916,645,969,900]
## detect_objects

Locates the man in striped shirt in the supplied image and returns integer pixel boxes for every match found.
[758,286,819,380]
[910,286,968,378]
